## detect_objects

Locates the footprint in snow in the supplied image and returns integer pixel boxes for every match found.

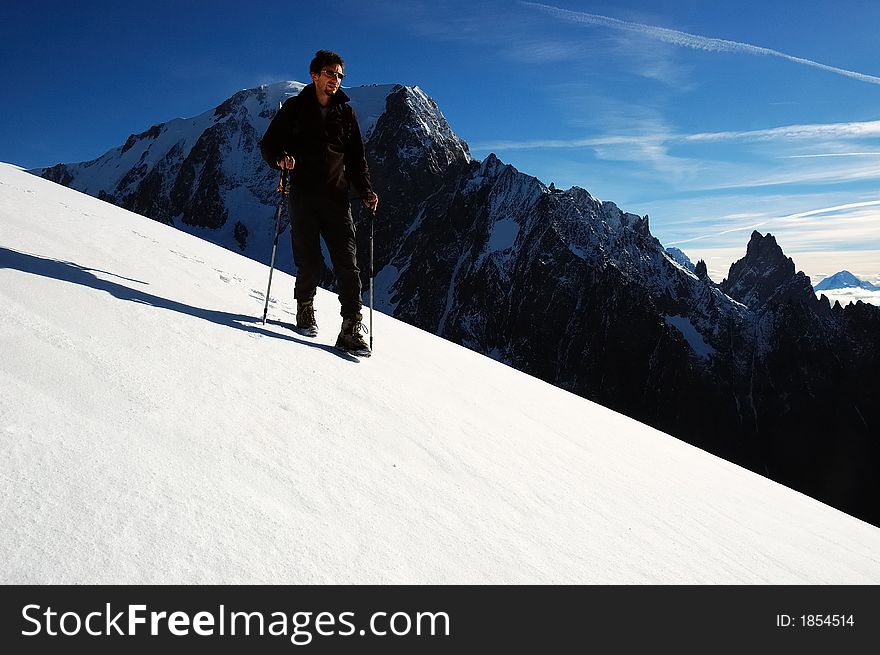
[131,230,159,244]
[169,250,205,264]
[216,270,243,285]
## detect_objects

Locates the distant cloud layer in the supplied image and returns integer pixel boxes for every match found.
[817,287,880,307]
[521,2,880,85]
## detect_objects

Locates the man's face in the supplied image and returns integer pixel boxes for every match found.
[311,63,344,97]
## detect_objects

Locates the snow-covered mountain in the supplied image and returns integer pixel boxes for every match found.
[36,82,395,268]
[665,246,695,272]
[3,163,880,583]
[30,81,880,529]
[813,271,880,307]
[815,270,880,292]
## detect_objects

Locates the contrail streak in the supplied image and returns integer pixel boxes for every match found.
[782,200,880,218]
[521,1,880,85]
[666,201,880,245]
[783,153,880,159]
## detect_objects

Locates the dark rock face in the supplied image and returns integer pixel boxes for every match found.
[665,247,694,271]
[121,124,162,155]
[172,125,229,229]
[714,232,879,522]
[34,82,880,527]
[233,221,248,251]
[722,231,814,310]
[41,163,74,187]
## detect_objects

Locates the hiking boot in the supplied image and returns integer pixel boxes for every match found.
[295,300,318,337]
[335,313,370,356]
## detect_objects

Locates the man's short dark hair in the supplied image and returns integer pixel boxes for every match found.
[310,50,345,74]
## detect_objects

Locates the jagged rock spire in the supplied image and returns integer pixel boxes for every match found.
[720,231,814,310]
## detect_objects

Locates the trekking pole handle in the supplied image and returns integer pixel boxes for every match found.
[277,169,290,194]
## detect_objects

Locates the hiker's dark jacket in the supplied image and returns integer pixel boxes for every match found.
[259,83,373,198]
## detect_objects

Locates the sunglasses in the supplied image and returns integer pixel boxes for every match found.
[321,69,345,81]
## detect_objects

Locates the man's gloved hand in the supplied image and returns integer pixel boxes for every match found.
[276,155,295,170]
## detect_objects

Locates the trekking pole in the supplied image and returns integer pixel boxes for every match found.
[262,170,290,325]
[369,207,375,351]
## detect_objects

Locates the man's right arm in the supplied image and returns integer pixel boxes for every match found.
[259,98,297,169]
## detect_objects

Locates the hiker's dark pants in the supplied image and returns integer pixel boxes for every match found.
[290,191,362,318]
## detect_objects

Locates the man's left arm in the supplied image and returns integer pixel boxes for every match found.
[345,107,378,210]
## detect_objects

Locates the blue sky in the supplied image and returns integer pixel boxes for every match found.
[2,0,879,283]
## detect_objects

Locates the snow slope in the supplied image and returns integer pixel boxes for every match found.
[1,163,879,584]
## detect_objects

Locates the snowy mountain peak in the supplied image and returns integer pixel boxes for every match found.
[815,270,880,291]
[666,247,696,272]
[371,84,471,169]
[33,81,402,255]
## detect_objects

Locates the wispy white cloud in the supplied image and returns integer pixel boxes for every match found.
[666,221,770,246]
[684,120,880,142]
[470,135,657,151]
[473,118,880,152]
[666,200,880,250]
[782,152,880,159]
[366,0,584,66]
[500,38,591,64]
[700,162,880,191]
[520,1,880,85]
[781,200,880,218]
[470,129,701,183]
[472,113,880,191]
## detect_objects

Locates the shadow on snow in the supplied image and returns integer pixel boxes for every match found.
[0,246,358,362]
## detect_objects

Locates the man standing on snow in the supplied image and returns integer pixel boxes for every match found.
[260,50,378,356]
